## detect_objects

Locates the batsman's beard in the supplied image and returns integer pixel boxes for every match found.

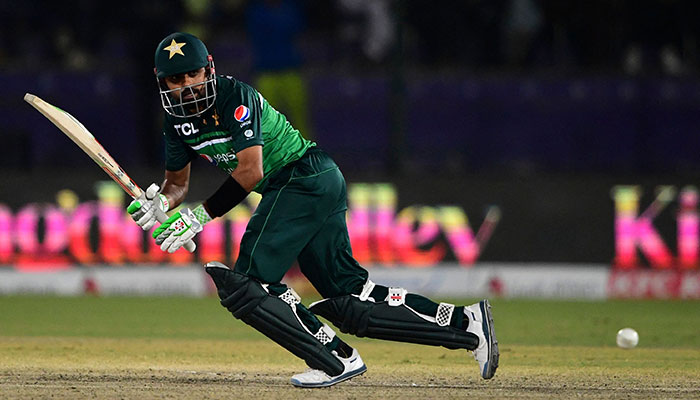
[159,76,217,118]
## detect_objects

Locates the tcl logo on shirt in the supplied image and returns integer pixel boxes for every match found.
[174,123,199,136]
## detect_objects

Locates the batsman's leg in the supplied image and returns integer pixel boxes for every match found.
[309,279,499,379]
[298,195,499,379]
[208,155,365,387]
[205,262,366,387]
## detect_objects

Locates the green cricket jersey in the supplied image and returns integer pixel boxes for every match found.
[162,75,315,192]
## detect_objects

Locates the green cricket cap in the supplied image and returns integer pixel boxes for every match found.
[154,32,209,78]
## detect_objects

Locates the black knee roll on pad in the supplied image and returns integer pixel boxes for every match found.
[205,262,344,376]
[309,295,478,350]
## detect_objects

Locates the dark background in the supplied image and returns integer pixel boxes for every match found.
[1,0,698,264]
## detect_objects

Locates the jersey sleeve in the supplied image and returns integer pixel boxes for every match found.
[220,81,265,152]
[163,121,198,171]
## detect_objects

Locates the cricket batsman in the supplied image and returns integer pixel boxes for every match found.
[127,32,499,388]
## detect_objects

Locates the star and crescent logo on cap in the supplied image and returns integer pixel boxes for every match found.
[163,39,186,59]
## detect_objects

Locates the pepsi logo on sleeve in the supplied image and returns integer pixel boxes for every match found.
[234,105,250,122]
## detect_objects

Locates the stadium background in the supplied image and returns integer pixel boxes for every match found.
[1,0,700,299]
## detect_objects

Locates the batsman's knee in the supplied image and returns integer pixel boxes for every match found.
[205,261,266,317]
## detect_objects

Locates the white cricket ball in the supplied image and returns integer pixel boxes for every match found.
[616,328,639,349]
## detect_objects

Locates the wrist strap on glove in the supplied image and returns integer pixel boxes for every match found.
[158,193,170,213]
[192,203,213,225]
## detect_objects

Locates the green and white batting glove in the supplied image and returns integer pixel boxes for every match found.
[127,183,169,231]
[152,204,212,253]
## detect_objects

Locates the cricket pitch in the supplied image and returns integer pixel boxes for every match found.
[1,297,699,399]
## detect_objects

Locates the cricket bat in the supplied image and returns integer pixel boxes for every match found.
[24,93,196,253]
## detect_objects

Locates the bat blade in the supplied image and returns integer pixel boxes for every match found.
[24,93,142,198]
[24,93,196,253]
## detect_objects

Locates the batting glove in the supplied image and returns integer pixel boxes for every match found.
[152,205,211,253]
[127,183,169,231]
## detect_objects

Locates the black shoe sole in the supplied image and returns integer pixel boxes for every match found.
[480,299,499,379]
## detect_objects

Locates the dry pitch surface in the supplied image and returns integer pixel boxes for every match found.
[1,297,699,399]
[0,338,700,399]
[1,338,699,399]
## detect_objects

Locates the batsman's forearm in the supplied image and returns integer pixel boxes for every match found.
[161,180,188,209]
[232,166,263,192]
[161,164,192,209]
[231,145,263,192]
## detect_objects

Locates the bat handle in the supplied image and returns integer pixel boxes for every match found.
[154,208,197,253]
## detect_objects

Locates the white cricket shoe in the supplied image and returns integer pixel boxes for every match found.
[290,348,367,388]
[464,299,499,379]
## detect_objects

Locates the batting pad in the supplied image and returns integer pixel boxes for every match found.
[205,262,344,376]
[310,294,478,350]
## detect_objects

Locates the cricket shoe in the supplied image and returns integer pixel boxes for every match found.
[290,348,366,388]
[464,299,499,379]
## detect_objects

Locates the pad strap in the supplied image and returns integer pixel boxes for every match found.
[358,279,375,301]
[436,303,455,327]
[279,288,301,306]
[386,287,407,306]
[314,324,336,345]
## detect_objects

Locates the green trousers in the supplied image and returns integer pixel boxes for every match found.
[234,146,368,296]
[234,147,367,346]
[234,147,450,347]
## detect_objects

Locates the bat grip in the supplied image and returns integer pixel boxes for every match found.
[154,208,197,253]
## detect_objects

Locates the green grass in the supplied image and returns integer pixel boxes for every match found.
[1,296,699,348]
[1,296,699,399]
[489,298,700,348]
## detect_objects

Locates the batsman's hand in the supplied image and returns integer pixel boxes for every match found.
[152,208,202,253]
[127,183,169,231]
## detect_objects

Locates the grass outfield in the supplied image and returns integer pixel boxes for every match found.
[0,296,699,399]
